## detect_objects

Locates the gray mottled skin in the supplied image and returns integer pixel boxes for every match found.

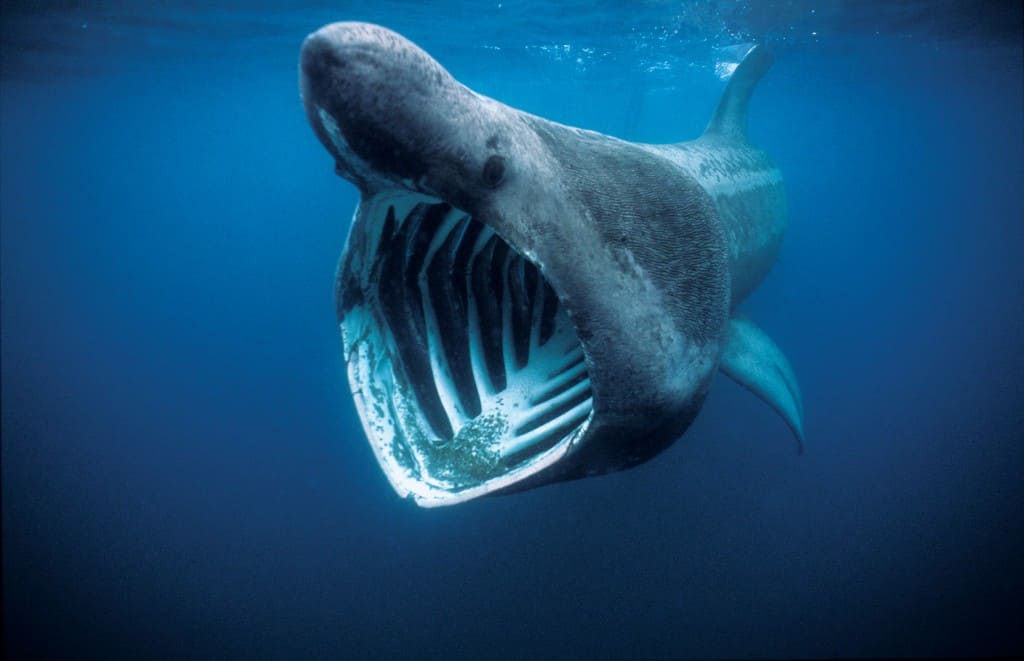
[300,23,792,491]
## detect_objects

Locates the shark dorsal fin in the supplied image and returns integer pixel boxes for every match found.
[703,44,774,142]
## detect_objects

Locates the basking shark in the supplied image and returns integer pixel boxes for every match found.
[300,22,804,507]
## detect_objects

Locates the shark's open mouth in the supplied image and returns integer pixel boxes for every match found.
[340,191,593,505]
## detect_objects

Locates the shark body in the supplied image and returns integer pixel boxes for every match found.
[300,22,803,506]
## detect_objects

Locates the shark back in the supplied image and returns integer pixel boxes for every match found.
[647,44,787,305]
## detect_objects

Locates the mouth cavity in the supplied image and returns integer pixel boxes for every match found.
[341,192,593,505]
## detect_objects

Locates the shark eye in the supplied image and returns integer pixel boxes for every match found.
[482,155,505,188]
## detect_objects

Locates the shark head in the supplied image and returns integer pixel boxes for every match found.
[300,22,732,506]
[300,22,510,205]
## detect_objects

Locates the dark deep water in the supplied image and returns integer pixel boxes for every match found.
[2,1,1022,658]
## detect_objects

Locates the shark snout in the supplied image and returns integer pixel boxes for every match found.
[299,22,462,187]
[299,23,385,174]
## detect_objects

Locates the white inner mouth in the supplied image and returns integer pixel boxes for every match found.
[341,192,593,505]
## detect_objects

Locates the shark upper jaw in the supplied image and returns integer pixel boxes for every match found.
[337,188,595,507]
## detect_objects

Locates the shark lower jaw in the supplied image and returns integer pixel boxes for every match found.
[339,190,594,506]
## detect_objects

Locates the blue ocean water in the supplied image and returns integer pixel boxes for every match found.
[2,1,1022,658]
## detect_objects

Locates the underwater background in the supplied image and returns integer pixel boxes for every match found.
[2,1,1022,658]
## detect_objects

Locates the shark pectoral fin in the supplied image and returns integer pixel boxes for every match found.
[719,317,805,453]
